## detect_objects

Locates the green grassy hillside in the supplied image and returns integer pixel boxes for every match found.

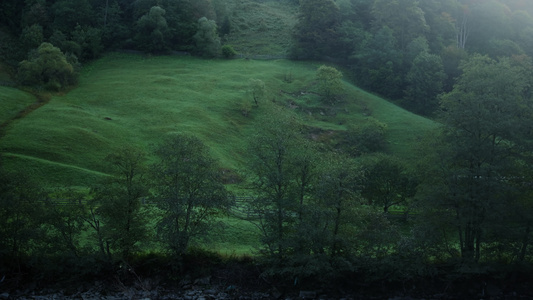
[0,86,36,125]
[0,53,438,188]
[223,0,298,55]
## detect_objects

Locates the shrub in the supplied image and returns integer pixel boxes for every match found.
[221,45,237,58]
[17,42,78,91]
[341,118,388,156]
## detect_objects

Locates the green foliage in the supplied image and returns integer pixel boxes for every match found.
[19,24,44,55]
[292,0,340,59]
[249,78,265,106]
[341,118,388,156]
[92,147,150,261]
[71,25,103,61]
[194,17,221,57]
[421,54,533,263]
[0,170,46,269]
[221,44,237,58]
[404,52,446,115]
[361,154,418,213]
[136,6,170,53]
[17,42,78,91]
[247,109,317,261]
[315,65,343,103]
[152,134,232,256]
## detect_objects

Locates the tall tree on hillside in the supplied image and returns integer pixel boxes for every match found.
[404,51,446,115]
[421,54,533,263]
[93,147,150,260]
[248,108,315,262]
[292,0,340,59]
[152,134,231,256]
[371,0,429,50]
[136,6,170,53]
[361,154,418,213]
[193,17,221,57]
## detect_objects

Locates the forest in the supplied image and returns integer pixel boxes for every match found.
[1,0,533,298]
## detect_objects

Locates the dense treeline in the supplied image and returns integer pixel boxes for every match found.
[293,0,533,115]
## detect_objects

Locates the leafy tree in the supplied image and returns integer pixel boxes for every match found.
[19,24,44,55]
[42,189,87,259]
[136,6,170,53]
[404,51,446,115]
[93,147,150,260]
[152,134,231,257]
[249,78,265,106]
[292,0,340,59]
[341,118,388,156]
[99,1,131,49]
[71,25,103,61]
[193,17,221,57]
[361,154,418,213]
[0,170,46,271]
[422,54,533,263]
[371,0,429,50]
[315,65,343,103]
[353,26,403,99]
[248,109,314,262]
[51,0,95,33]
[17,42,78,91]
[315,155,361,256]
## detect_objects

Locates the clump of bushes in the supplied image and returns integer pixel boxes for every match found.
[221,45,237,58]
[340,117,388,156]
[17,42,78,91]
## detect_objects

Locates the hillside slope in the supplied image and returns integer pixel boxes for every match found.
[222,0,298,55]
[0,53,438,188]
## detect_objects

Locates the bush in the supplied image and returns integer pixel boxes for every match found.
[221,45,237,58]
[17,42,78,91]
[341,118,388,156]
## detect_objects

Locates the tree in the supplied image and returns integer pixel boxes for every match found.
[136,6,170,53]
[404,51,446,115]
[352,26,403,99]
[17,42,78,91]
[292,0,340,59]
[422,54,533,263]
[248,109,314,262]
[152,134,231,256]
[93,147,150,260]
[371,0,429,50]
[19,24,44,55]
[315,65,343,103]
[361,154,418,213]
[71,24,103,61]
[193,17,221,57]
[315,155,361,256]
[0,170,46,271]
[249,78,265,106]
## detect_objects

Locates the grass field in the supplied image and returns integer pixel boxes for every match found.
[0,53,438,188]
[0,86,36,125]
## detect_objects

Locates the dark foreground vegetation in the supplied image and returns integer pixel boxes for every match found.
[2,0,533,298]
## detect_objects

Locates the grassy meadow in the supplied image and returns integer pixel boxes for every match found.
[0,53,438,188]
[0,86,35,125]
